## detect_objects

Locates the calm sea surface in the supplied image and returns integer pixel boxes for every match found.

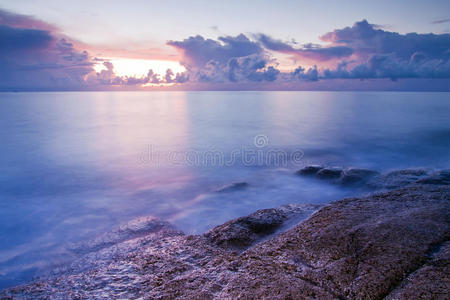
[1,91,449,288]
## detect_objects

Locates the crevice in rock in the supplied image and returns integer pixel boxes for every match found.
[382,238,449,299]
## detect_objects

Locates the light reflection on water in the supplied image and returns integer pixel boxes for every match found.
[0,91,449,288]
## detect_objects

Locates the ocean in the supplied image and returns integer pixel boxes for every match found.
[0,91,449,288]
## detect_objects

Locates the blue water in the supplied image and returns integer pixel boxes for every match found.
[0,91,449,289]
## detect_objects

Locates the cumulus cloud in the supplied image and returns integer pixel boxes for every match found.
[321,20,450,61]
[254,20,450,82]
[0,9,184,90]
[167,34,281,83]
[167,21,450,86]
[168,34,263,69]
[316,20,450,80]
[322,54,450,80]
[291,66,319,81]
[1,8,449,90]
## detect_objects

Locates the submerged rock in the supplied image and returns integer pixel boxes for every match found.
[2,185,449,299]
[296,165,450,190]
[340,168,379,185]
[297,165,378,185]
[316,167,343,179]
[213,182,249,193]
[416,169,450,185]
[367,168,430,189]
[67,216,182,255]
[296,165,324,175]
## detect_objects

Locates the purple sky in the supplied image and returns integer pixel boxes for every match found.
[0,1,449,90]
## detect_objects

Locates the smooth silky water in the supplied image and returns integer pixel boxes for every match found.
[0,91,449,288]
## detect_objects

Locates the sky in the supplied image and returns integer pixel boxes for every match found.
[0,0,449,90]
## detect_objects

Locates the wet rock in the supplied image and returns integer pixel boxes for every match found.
[296,165,324,176]
[221,185,450,299]
[368,168,430,189]
[297,165,446,190]
[68,217,182,255]
[204,204,319,250]
[2,185,449,299]
[416,169,450,185]
[316,167,343,179]
[340,168,379,185]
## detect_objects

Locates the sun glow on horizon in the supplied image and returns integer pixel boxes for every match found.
[94,58,185,78]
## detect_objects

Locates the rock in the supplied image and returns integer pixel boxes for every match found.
[368,168,430,189]
[2,185,449,299]
[67,216,182,255]
[204,208,287,250]
[204,204,320,251]
[316,167,343,179]
[416,169,450,185]
[339,168,379,185]
[296,165,324,176]
[385,241,450,299]
[296,165,344,180]
[297,165,445,190]
[220,185,450,299]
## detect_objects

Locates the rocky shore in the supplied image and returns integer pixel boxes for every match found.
[1,168,449,299]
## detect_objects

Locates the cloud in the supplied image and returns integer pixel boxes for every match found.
[146,69,161,84]
[167,34,263,69]
[322,54,450,80]
[168,22,450,85]
[168,34,281,83]
[164,69,174,83]
[321,19,450,61]
[0,9,183,90]
[0,25,53,51]
[255,20,450,82]
[1,8,449,90]
[227,55,280,82]
[256,34,354,61]
[291,66,319,81]
[0,9,57,31]
[314,20,450,80]
[0,9,94,90]
[432,18,450,25]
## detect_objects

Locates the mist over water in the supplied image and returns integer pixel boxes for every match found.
[0,91,449,288]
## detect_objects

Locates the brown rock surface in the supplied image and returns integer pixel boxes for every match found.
[1,184,449,299]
